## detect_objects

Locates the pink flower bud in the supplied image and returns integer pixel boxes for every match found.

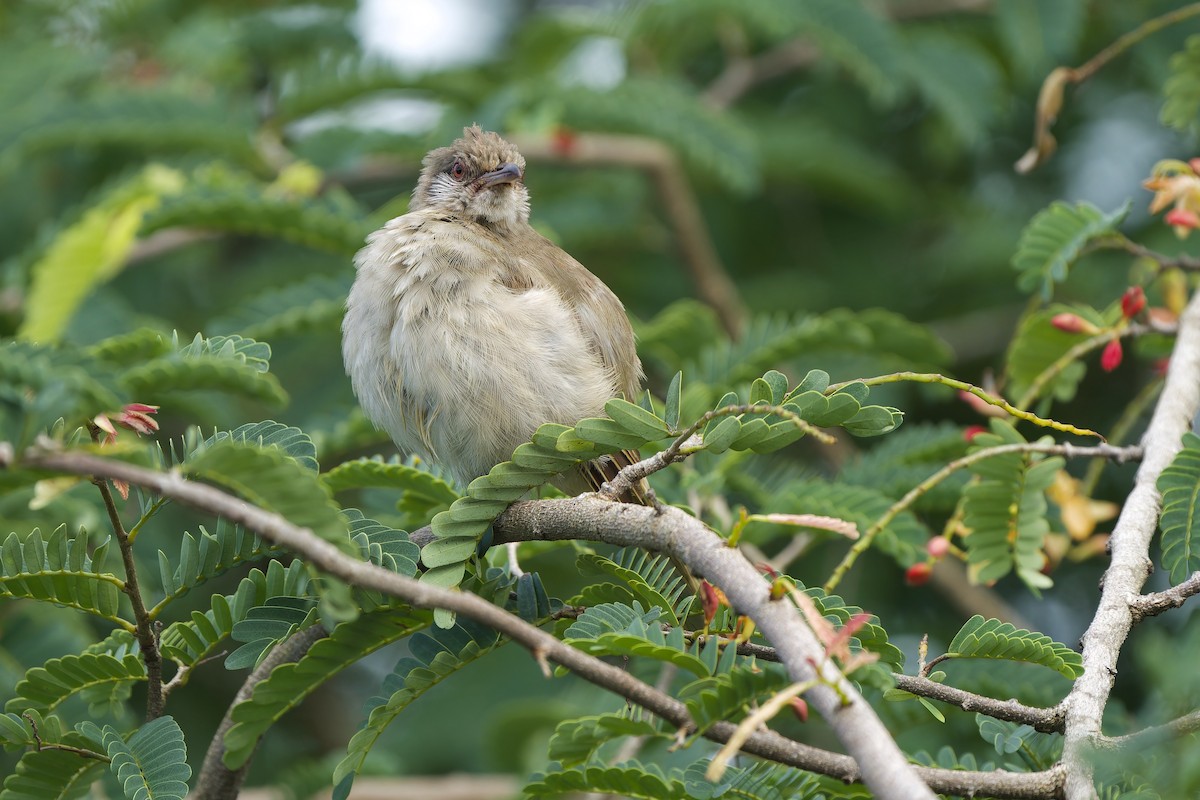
[926,536,951,559]
[1050,313,1086,333]
[962,425,987,442]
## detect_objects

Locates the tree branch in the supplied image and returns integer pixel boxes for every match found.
[1100,708,1200,751]
[1130,570,1200,622]
[716,638,1064,733]
[1061,288,1200,800]
[195,624,328,800]
[1,446,1073,799]
[86,425,164,720]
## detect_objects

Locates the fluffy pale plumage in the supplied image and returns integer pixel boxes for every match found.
[342,126,644,491]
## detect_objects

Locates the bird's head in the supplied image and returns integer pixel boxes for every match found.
[411,125,530,229]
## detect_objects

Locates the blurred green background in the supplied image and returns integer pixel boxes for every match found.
[2,0,1198,794]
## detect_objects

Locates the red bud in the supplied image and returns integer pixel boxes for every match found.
[1100,338,1123,372]
[1189,158,1200,175]
[1120,287,1146,319]
[962,425,987,442]
[905,562,932,586]
[700,581,720,625]
[1050,313,1086,334]
[1165,207,1200,229]
[551,127,578,156]
[790,697,809,723]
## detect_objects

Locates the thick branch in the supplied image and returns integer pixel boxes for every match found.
[195,624,327,800]
[1,448,1073,799]
[1061,289,1200,800]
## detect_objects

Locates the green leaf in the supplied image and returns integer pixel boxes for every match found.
[0,741,106,800]
[524,761,688,799]
[121,333,287,407]
[1011,201,1130,299]
[102,716,191,800]
[17,165,185,343]
[946,615,1083,679]
[1164,35,1200,133]
[322,457,460,506]
[207,421,318,471]
[222,609,429,769]
[678,666,791,734]
[574,550,693,626]
[1157,432,1200,584]
[682,759,826,800]
[962,420,1063,589]
[547,713,661,767]
[1004,305,1100,404]
[604,398,670,441]
[0,526,126,626]
[331,619,502,800]
[151,519,284,617]
[184,440,350,551]
[563,602,713,677]
[702,416,742,453]
[789,0,904,105]
[6,652,147,715]
[160,560,308,667]
[664,372,683,431]
[901,31,1002,148]
[208,274,350,341]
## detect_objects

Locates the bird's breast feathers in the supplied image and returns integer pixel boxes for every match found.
[343,213,620,481]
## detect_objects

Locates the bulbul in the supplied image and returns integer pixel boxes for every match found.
[343,125,648,500]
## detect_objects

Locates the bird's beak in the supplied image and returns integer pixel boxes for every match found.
[479,162,523,187]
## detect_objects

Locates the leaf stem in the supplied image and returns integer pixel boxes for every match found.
[822,441,1141,593]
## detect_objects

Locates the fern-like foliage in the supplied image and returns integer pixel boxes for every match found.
[900,30,1002,148]
[159,560,308,668]
[546,712,662,768]
[944,615,1083,679]
[840,422,970,512]
[1011,201,1130,298]
[140,162,371,255]
[524,761,689,799]
[797,582,904,670]
[208,420,319,470]
[6,651,146,716]
[0,526,126,628]
[225,596,318,670]
[331,619,503,800]
[562,602,722,678]
[222,609,430,769]
[1004,305,1106,405]
[322,456,461,525]
[16,165,186,343]
[769,479,929,568]
[208,273,350,341]
[0,735,107,800]
[962,419,1063,590]
[678,664,790,734]
[419,368,901,611]
[1163,35,1200,133]
[573,550,693,625]
[682,759,828,800]
[101,716,191,800]
[1156,431,1200,585]
[121,332,288,407]
[150,518,284,617]
[787,0,905,105]
[975,714,1062,771]
[183,439,350,550]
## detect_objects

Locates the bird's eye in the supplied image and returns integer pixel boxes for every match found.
[449,160,467,181]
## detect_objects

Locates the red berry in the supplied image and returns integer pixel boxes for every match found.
[962,425,987,442]
[905,562,933,586]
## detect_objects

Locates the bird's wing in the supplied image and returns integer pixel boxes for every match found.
[519,229,644,400]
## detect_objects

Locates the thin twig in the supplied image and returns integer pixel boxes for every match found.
[823,441,1141,593]
[600,403,832,501]
[86,425,164,720]
[22,712,110,762]
[692,636,1064,732]
[1016,323,1161,411]
[1100,708,1200,751]
[1095,234,1200,272]
[1017,3,1200,173]
[1130,570,1200,622]
[827,372,1103,440]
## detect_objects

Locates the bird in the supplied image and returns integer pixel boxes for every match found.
[342,125,649,503]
